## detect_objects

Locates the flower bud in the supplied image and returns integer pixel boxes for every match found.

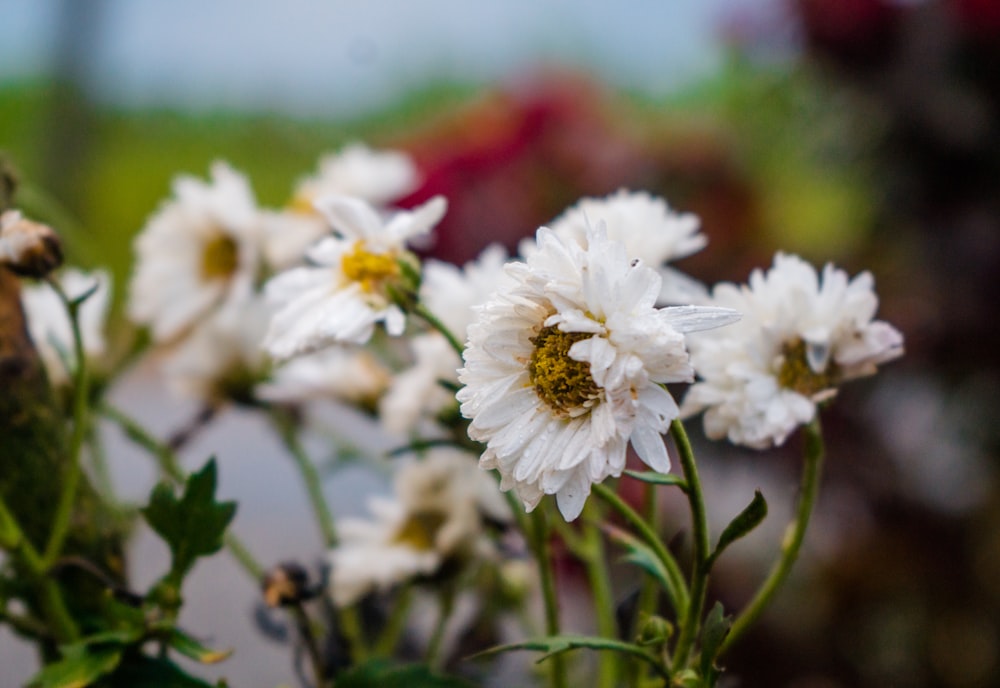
[0,210,63,278]
[262,561,312,608]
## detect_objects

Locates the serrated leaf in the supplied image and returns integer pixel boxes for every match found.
[699,602,732,679]
[28,644,123,688]
[141,458,236,583]
[469,634,668,678]
[336,659,475,688]
[624,470,688,492]
[704,490,767,572]
[103,655,219,688]
[168,628,233,664]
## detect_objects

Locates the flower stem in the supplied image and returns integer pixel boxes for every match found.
[718,416,825,658]
[41,279,91,567]
[669,419,711,672]
[426,583,457,671]
[592,483,689,617]
[581,502,620,688]
[413,303,464,358]
[373,585,414,657]
[291,602,328,688]
[272,411,339,548]
[529,505,568,688]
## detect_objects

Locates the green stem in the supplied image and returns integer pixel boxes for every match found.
[426,584,457,671]
[592,483,688,616]
[413,303,464,358]
[670,419,711,672]
[581,503,620,688]
[529,505,568,688]
[373,585,414,657]
[630,482,661,684]
[272,412,338,548]
[41,279,91,567]
[291,603,328,688]
[718,417,825,658]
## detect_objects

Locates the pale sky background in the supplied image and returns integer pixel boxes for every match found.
[0,0,789,116]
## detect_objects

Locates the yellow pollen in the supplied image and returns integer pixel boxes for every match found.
[200,232,239,281]
[393,510,447,551]
[528,325,601,416]
[777,338,838,397]
[341,241,399,293]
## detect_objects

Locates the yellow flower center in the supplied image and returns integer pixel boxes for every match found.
[200,232,239,281]
[528,325,601,416]
[393,510,447,551]
[341,241,399,293]
[777,338,838,397]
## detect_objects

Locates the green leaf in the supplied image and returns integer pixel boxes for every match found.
[28,644,123,688]
[704,490,767,572]
[103,655,221,688]
[698,602,732,679]
[469,634,668,679]
[337,659,475,688]
[141,458,236,583]
[605,524,674,594]
[168,628,233,664]
[623,470,688,492]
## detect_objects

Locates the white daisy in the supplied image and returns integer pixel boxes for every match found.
[457,224,739,521]
[20,268,110,385]
[329,448,507,607]
[128,162,263,342]
[262,195,447,360]
[681,252,904,449]
[257,346,391,409]
[291,143,419,211]
[525,189,709,304]
[259,209,329,272]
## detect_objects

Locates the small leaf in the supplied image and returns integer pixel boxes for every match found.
[168,628,233,664]
[141,458,236,583]
[469,634,668,678]
[336,659,475,688]
[624,470,688,492]
[605,525,675,603]
[704,490,767,571]
[699,602,732,679]
[103,655,219,688]
[28,645,123,688]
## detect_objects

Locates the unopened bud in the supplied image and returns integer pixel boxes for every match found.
[637,613,673,647]
[262,562,311,608]
[0,210,63,278]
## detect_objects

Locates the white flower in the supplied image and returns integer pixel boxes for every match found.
[527,190,709,304]
[128,162,263,342]
[262,195,447,359]
[259,209,329,272]
[681,252,904,449]
[258,346,390,408]
[329,448,507,607]
[457,224,739,520]
[161,295,272,403]
[20,269,110,385]
[379,245,511,435]
[292,143,419,210]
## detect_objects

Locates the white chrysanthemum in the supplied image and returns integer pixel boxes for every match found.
[379,246,511,435]
[458,224,739,521]
[262,195,447,359]
[524,190,709,304]
[128,162,263,342]
[161,295,271,403]
[20,269,110,385]
[329,448,507,607]
[259,209,329,272]
[292,143,419,210]
[257,346,390,408]
[681,252,904,449]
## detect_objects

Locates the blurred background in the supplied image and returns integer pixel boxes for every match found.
[2,0,1000,686]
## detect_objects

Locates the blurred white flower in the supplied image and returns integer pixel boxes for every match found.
[128,162,263,342]
[262,195,447,359]
[682,252,904,449]
[329,448,507,607]
[20,268,110,385]
[258,346,390,409]
[458,224,739,520]
[524,189,709,304]
[291,143,419,210]
[161,295,272,404]
[259,209,329,272]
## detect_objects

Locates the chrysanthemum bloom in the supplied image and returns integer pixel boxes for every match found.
[21,268,110,385]
[257,346,390,411]
[128,162,263,342]
[262,195,447,360]
[526,189,709,304]
[290,143,419,212]
[458,225,739,520]
[329,449,508,607]
[681,252,904,449]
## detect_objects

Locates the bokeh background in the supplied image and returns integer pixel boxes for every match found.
[2,1,1000,686]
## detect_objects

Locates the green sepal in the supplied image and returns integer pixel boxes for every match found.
[141,458,236,585]
[623,470,689,492]
[704,490,767,572]
[469,634,668,678]
[698,602,732,681]
[336,659,475,688]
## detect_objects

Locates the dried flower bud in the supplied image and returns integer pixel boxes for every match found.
[262,562,311,608]
[0,210,63,278]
